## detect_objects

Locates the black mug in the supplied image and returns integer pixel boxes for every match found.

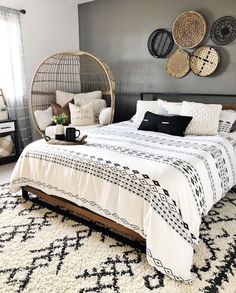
[65,127,80,142]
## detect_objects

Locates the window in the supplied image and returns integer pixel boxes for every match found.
[0,6,32,149]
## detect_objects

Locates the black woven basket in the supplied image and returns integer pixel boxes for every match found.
[148,29,174,58]
[210,16,236,46]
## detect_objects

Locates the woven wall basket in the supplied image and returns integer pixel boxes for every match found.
[147,29,174,58]
[210,16,236,46]
[172,11,206,48]
[165,49,190,79]
[190,46,220,77]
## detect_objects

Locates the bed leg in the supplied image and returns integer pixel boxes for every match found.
[22,188,29,201]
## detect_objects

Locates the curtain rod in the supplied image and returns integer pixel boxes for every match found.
[0,6,26,14]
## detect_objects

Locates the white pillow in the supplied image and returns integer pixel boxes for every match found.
[74,91,102,103]
[99,107,112,125]
[34,107,53,131]
[56,90,102,108]
[132,100,160,127]
[182,101,222,136]
[69,102,95,126]
[74,99,106,124]
[157,99,182,115]
[218,110,236,134]
[56,90,75,107]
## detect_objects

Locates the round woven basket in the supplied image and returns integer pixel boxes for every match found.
[190,46,220,77]
[165,49,190,79]
[172,11,206,48]
[147,29,174,58]
[210,16,236,46]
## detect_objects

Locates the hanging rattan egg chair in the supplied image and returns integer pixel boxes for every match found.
[30,51,115,135]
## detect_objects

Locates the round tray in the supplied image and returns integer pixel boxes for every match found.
[210,16,236,46]
[172,11,206,48]
[165,49,190,79]
[44,135,87,145]
[190,46,220,77]
[46,140,87,145]
[147,29,174,58]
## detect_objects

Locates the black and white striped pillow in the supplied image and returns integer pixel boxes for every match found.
[218,110,236,134]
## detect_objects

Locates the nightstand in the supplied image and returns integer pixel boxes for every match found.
[0,119,19,165]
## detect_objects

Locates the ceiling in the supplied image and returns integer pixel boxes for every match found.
[67,0,95,4]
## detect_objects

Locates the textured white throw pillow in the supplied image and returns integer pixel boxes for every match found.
[69,102,95,126]
[74,99,106,123]
[56,90,102,108]
[74,91,102,103]
[218,110,236,134]
[99,107,112,125]
[132,100,160,127]
[157,99,182,115]
[182,101,222,135]
[34,107,53,131]
[56,90,75,107]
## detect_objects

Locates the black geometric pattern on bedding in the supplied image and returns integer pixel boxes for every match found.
[11,178,145,237]
[92,127,233,200]
[84,143,206,216]
[93,135,219,203]
[22,149,195,245]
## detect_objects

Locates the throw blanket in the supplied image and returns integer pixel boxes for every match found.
[10,122,236,283]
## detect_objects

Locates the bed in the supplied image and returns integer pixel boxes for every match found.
[10,92,236,283]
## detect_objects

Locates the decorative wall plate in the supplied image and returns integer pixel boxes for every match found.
[172,11,206,48]
[165,49,190,78]
[190,46,220,77]
[210,16,236,45]
[147,29,174,58]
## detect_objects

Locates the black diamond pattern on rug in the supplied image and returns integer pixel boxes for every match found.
[0,183,235,293]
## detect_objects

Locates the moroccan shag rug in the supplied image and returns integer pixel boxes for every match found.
[0,183,236,293]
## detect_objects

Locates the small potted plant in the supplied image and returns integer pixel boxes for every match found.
[0,105,8,121]
[51,113,68,140]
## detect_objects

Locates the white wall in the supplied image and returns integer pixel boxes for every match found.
[0,0,79,94]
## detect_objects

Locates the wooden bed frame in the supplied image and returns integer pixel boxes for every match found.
[22,92,236,244]
[22,186,145,243]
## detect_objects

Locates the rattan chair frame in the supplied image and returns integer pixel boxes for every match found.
[30,51,115,135]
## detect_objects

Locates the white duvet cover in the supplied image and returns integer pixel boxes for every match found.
[10,122,236,283]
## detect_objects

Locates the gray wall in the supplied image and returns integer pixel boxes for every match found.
[79,0,236,121]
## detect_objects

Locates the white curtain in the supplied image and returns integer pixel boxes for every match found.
[0,6,32,150]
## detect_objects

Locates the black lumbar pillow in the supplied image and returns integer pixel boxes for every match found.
[138,112,192,137]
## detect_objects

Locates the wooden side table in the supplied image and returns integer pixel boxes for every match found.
[0,119,20,165]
